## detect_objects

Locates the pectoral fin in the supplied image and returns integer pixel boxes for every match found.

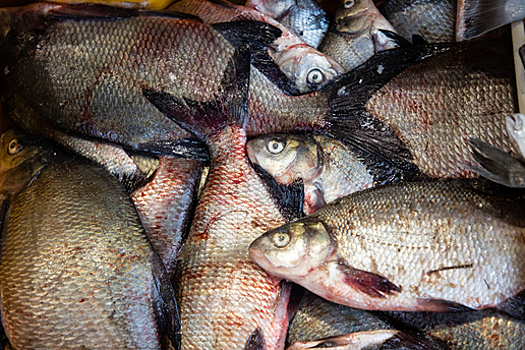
[338,260,401,299]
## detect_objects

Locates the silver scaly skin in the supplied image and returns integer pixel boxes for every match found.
[250,179,525,314]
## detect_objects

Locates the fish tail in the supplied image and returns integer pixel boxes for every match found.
[143,45,251,140]
[456,0,523,41]
[467,138,525,188]
[322,42,449,178]
[212,20,282,52]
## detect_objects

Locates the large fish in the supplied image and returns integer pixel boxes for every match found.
[170,48,302,349]
[348,27,518,178]
[0,131,180,349]
[0,2,449,171]
[250,178,525,316]
[166,0,343,93]
[378,0,457,43]
[456,0,525,41]
[0,2,281,159]
[318,0,399,70]
[246,133,405,215]
[244,0,329,49]
[2,88,203,275]
[387,309,525,349]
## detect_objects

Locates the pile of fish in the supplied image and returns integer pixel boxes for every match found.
[0,0,524,349]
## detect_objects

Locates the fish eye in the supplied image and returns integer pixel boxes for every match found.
[307,69,325,85]
[267,139,285,154]
[343,0,355,9]
[272,232,291,248]
[7,139,21,155]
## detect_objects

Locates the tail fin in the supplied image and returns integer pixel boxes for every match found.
[212,20,281,52]
[144,46,251,140]
[467,138,525,188]
[322,41,449,176]
[456,0,525,41]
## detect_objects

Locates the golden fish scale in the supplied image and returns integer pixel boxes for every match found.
[366,51,516,178]
[176,126,288,350]
[315,180,525,309]
[0,158,160,349]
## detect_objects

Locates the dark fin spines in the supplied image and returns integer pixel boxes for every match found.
[139,139,209,162]
[252,163,305,222]
[251,50,303,96]
[338,259,401,298]
[212,20,281,51]
[380,331,447,350]
[243,328,264,350]
[416,298,473,313]
[496,290,525,321]
[144,46,251,140]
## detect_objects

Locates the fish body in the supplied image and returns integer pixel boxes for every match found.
[361,27,518,178]
[166,0,343,93]
[0,147,179,348]
[0,3,281,158]
[169,47,293,349]
[247,134,383,214]
[387,309,525,349]
[131,155,202,275]
[250,179,525,314]
[245,0,329,49]
[379,0,457,43]
[319,0,398,70]
[456,0,525,41]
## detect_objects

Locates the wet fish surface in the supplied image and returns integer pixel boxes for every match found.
[250,178,525,315]
[167,0,343,93]
[0,2,280,159]
[378,0,457,43]
[245,0,329,48]
[319,0,398,70]
[456,0,525,41]
[0,135,180,349]
[359,27,518,178]
[246,133,399,215]
[387,309,525,349]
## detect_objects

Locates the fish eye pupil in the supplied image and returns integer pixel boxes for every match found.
[272,232,291,248]
[307,69,324,85]
[344,0,355,8]
[7,139,20,155]
[267,139,285,154]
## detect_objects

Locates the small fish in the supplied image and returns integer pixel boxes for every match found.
[456,0,525,41]
[250,178,525,316]
[319,0,399,70]
[166,0,343,93]
[387,309,525,349]
[246,133,405,215]
[378,0,457,43]
[0,133,180,349]
[245,0,329,49]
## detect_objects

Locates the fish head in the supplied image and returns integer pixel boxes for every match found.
[274,45,344,93]
[246,133,322,185]
[249,219,335,279]
[334,0,374,35]
[0,129,51,196]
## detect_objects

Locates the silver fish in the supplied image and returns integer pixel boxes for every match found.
[379,0,457,43]
[250,179,525,316]
[0,133,180,349]
[246,134,382,215]
[245,0,329,49]
[319,0,399,70]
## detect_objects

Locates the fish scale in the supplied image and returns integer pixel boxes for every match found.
[175,125,290,350]
[0,156,172,349]
[365,30,517,178]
